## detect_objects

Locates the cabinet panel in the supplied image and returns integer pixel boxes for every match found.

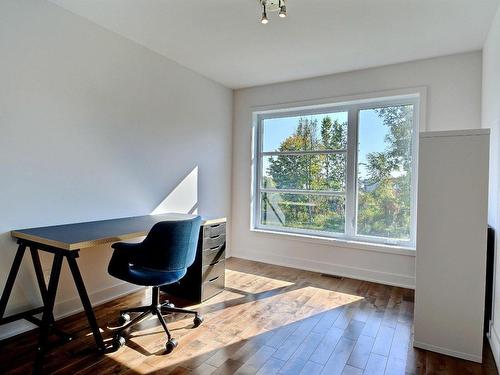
[202,260,225,283]
[202,246,225,265]
[204,223,226,238]
[414,130,489,362]
[202,273,225,301]
[203,234,226,250]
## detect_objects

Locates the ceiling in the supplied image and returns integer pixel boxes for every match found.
[50,0,500,89]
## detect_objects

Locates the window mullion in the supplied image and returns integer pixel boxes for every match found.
[261,150,347,156]
[260,188,346,196]
[345,108,358,237]
[255,115,264,228]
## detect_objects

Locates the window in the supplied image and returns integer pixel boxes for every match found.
[253,95,419,247]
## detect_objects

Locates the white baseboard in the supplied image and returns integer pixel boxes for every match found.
[232,250,415,289]
[413,340,483,363]
[488,323,500,367]
[0,282,144,341]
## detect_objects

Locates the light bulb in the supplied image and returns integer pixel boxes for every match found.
[279,5,287,18]
[261,12,269,24]
[261,2,268,24]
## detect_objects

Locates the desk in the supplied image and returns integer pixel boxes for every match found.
[1,213,224,373]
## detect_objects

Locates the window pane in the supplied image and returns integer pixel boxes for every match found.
[356,105,414,240]
[260,192,345,234]
[262,112,348,152]
[262,154,346,191]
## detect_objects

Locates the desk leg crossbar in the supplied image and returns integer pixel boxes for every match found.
[0,241,106,374]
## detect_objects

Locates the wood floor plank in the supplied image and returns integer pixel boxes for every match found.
[346,334,375,369]
[309,326,344,365]
[341,364,363,375]
[272,317,320,361]
[279,331,323,374]
[361,309,383,338]
[312,308,342,334]
[299,361,324,375]
[205,340,250,368]
[388,320,411,370]
[255,357,285,375]
[0,257,497,375]
[191,362,217,375]
[364,353,388,375]
[292,331,324,360]
[333,305,355,330]
[230,339,264,364]
[267,322,301,349]
[213,359,245,375]
[235,345,276,374]
[371,325,396,357]
[320,337,356,375]
[342,319,365,341]
[385,356,406,375]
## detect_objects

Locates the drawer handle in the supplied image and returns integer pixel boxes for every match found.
[208,276,219,282]
[210,245,221,250]
[210,234,221,239]
[210,224,221,228]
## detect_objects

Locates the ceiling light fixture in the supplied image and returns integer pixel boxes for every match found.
[260,0,287,24]
[279,0,287,18]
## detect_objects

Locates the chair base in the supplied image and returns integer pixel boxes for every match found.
[111,286,203,353]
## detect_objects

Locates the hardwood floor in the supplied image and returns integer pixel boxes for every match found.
[0,257,497,374]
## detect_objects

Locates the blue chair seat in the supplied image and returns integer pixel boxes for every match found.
[109,266,187,286]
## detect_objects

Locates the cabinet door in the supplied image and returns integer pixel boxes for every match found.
[415,131,489,362]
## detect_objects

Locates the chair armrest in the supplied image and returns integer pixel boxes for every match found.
[111,241,141,251]
[108,242,142,272]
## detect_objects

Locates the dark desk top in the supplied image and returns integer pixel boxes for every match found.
[11,213,226,251]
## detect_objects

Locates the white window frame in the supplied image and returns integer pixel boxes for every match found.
[251,93,420,249]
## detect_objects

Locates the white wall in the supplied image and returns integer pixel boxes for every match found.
[0,0,232,339]
[232,52,483,289]
[482,3,500,366]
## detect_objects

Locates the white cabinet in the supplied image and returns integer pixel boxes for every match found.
[414,129,489,362]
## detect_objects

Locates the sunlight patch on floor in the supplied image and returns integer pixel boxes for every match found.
[225,269,294,293]
[104,269,364,373]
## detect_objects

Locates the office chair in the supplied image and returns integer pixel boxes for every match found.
[107,216,203,353]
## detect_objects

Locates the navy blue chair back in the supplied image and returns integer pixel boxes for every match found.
[136,216,201,271]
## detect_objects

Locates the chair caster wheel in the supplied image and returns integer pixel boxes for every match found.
[118,313,131,325]
[193,315,204,327]
[165,302,175,308]
[112,335,126,351]
[165,338,178,354]
[61,334,73,343]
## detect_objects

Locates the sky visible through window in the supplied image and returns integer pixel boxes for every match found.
[262,111,387,180]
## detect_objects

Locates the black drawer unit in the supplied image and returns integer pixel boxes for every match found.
[161,219,226,303]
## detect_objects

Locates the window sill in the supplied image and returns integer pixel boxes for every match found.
[250,228,416,257]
